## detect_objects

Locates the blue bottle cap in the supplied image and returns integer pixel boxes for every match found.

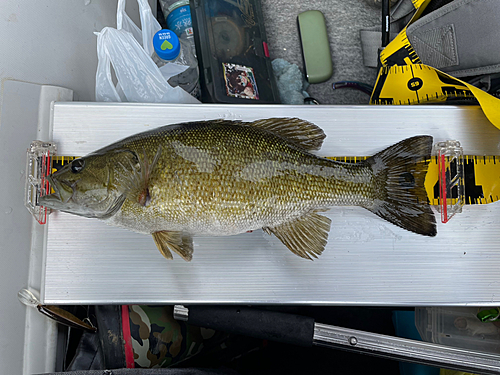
[153,29,180,61]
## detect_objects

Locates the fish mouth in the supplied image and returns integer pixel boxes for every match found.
[39,176,75,209]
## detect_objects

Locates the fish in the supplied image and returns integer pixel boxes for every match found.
[39,118,436,261]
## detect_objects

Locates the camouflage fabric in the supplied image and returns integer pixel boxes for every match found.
[129,305,222,368]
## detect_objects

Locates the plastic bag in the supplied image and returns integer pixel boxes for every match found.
[95,0,199,104]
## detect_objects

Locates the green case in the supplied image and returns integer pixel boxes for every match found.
[297,10,333,84]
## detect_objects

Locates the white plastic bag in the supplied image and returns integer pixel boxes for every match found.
[95,0,199,104]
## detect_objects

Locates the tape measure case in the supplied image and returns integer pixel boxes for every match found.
[190,0,280,104]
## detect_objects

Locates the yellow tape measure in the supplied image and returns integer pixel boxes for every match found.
[379,0,430,67]
[48,155,500,207]
[371,64,475,105]
[327,156,500,206]
[411,0,427,8]
[51,155,77,174]
[372,0,500,129]
[425,155,500,206]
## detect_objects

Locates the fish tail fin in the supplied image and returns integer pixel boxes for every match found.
[364,136,437,237]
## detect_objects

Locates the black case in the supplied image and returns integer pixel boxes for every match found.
[190,0,280,104]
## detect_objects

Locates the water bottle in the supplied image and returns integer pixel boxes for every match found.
[152,29,201,99]
[159,0,196,57]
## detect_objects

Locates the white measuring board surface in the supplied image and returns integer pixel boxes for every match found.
[42,102,500,305]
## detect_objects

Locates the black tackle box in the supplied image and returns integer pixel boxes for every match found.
[190,0,280,104]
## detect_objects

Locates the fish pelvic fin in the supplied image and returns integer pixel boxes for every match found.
[264,211,331,260]
[250,118,326,151]
[364,136,437,237]
[152,231,194,261]
[119,146,162,207]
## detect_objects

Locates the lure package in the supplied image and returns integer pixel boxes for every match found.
[190,0,280,103]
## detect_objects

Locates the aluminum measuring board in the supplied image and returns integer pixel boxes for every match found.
[41,102,500,305]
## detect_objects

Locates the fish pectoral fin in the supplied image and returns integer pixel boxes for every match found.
[250,118,326,151]
[118,146,162,207]
[264,211,331,260]
[152,231,194,262]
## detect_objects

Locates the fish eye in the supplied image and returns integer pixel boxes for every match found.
[71,159,85,174]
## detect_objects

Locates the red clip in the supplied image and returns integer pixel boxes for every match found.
[439,154,448,223]
[38,150,51,224]
[263,42,270,58]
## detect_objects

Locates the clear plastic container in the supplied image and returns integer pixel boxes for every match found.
[152,29,200,99]
[416,307,500,354]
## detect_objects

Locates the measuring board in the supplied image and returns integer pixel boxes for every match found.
[35,103,500,306]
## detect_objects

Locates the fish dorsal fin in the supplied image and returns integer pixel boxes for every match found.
[152,231,194,262]
[263,211,331,260]
[250,118,326,151]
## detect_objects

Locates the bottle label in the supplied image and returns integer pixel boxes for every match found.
[166,5,193,38]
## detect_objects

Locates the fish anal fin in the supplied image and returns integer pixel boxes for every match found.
[264,211,331,260]
[365,135,437,237]
[250,118,326,151]
[152,231,194,261]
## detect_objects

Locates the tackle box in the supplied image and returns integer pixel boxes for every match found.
[190,0,280,104]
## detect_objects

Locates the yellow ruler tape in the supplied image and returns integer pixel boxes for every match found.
[372,0,500,130]
[370,64,474,105]
[379,0,431,67]
[411,0,427,8]
[328,156,500,206]
[51,155,77,174]
[50,156,500,206]
[370,63,500,129]
[424,156,500,206]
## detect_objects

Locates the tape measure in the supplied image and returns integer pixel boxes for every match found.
[49,155,500,207]
[370,64,475,105]
[371,0,500,129]
[411,0,427,9]
[328,155,500,207]
[51,155,78,174]
[23,146,499,227]
[378,0,430,67]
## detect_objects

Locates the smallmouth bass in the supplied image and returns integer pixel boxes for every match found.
[40,118,436,261]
